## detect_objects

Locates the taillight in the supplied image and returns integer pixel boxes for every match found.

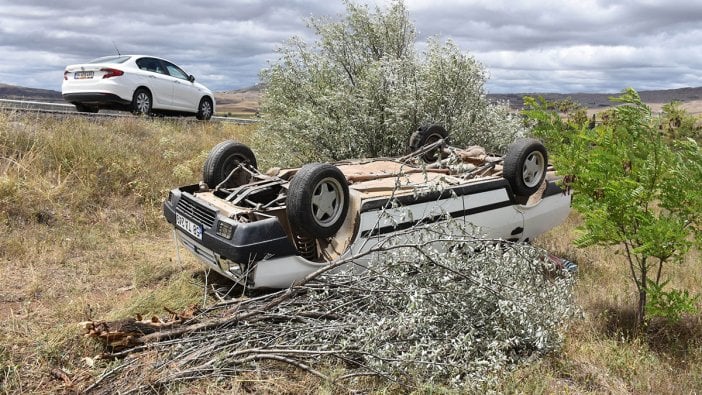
[101,68,124,78]
[63,70,69,80]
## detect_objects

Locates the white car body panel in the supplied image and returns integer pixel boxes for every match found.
[170,177,571,289]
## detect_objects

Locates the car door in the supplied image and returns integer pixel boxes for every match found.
[459,184,525,241]
[162,60,199,112]
[135,57,174,109]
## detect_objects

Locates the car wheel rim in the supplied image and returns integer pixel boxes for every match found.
[522,151,545,187]
[136,93,150,113]
[310,177,344,227]
[201,101,212,118]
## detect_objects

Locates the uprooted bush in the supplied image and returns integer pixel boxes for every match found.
[84,221,577,393]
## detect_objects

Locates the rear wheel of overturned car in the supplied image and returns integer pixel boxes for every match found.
[503,138,548,198]
[287,163,349,239]
[409,124,449,162]
[131,88,152,115]
[202,141,258,188]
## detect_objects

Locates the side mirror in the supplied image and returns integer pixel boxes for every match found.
[188,75,195,83]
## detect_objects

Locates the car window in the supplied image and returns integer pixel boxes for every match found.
[163,61,190,80]
[136,57,166,74]
[89,55,130,64]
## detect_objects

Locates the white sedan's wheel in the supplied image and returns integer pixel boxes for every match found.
[132,88,152,115]
[196,97,213,120]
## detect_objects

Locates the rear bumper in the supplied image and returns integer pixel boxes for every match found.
[62,92,131,107]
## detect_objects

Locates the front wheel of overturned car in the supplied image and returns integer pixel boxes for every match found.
[408,124,449,162]
[503,138,548,198]
[287,163,349,239]
[202,140,257,188]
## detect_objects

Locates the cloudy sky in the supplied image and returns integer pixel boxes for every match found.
[1,0,701,94]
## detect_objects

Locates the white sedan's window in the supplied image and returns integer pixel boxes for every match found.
[164,62,189,80]
[136,58,166,74]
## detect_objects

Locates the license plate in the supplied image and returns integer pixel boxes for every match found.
[176,213,202,240]
[74,71,94,80]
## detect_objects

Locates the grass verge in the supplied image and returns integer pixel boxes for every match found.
[0,111,699,393]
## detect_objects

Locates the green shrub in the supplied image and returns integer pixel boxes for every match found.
[258,1,524,165]
[524,89,702,326]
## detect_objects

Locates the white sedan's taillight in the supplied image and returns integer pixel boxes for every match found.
[101,68,124,79]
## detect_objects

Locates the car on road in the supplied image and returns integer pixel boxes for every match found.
[163,125,572,289]
[62,55,215,120]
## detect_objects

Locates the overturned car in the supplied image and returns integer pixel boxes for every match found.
[163,125,572,289]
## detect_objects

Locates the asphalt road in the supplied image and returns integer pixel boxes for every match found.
[0,98,257,124]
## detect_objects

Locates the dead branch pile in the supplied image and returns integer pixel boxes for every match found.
[82,221,577,393]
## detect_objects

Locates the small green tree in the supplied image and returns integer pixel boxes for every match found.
[524,89,702,326]
[660,100,701,143]
[258,0,524,164]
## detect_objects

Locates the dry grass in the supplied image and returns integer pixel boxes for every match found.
[0,112,256,393]
[501,214,702,394]
[0,111,700,394]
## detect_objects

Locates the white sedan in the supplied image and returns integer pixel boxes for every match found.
[62,55,215,120]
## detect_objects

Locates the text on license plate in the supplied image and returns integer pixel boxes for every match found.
[74,71,94,79]
[176,213,202,240]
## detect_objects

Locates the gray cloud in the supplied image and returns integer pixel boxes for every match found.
[0,0,700,93]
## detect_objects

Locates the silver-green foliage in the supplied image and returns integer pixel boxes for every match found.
[258,1,524,165]
[89,221,576,392]
[319,222,577,388]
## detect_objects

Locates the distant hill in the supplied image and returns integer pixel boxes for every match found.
[215,85,262,116]
[216,84,702,115]
[3,83,702,115]
[0,83,63,102]
[489,86,702,110]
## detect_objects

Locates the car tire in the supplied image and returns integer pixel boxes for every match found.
[75,104,98,113]
[287,163,349,239]
[196,97,213,120]
[503,138,548,197]
[202,140,257,188]
[408,124,449,162]
[132,88,152,115]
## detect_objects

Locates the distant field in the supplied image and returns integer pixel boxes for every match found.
[650,99,702,115]
[214,89,260,116]
[5,83,702,116]
[214,86,702,117]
